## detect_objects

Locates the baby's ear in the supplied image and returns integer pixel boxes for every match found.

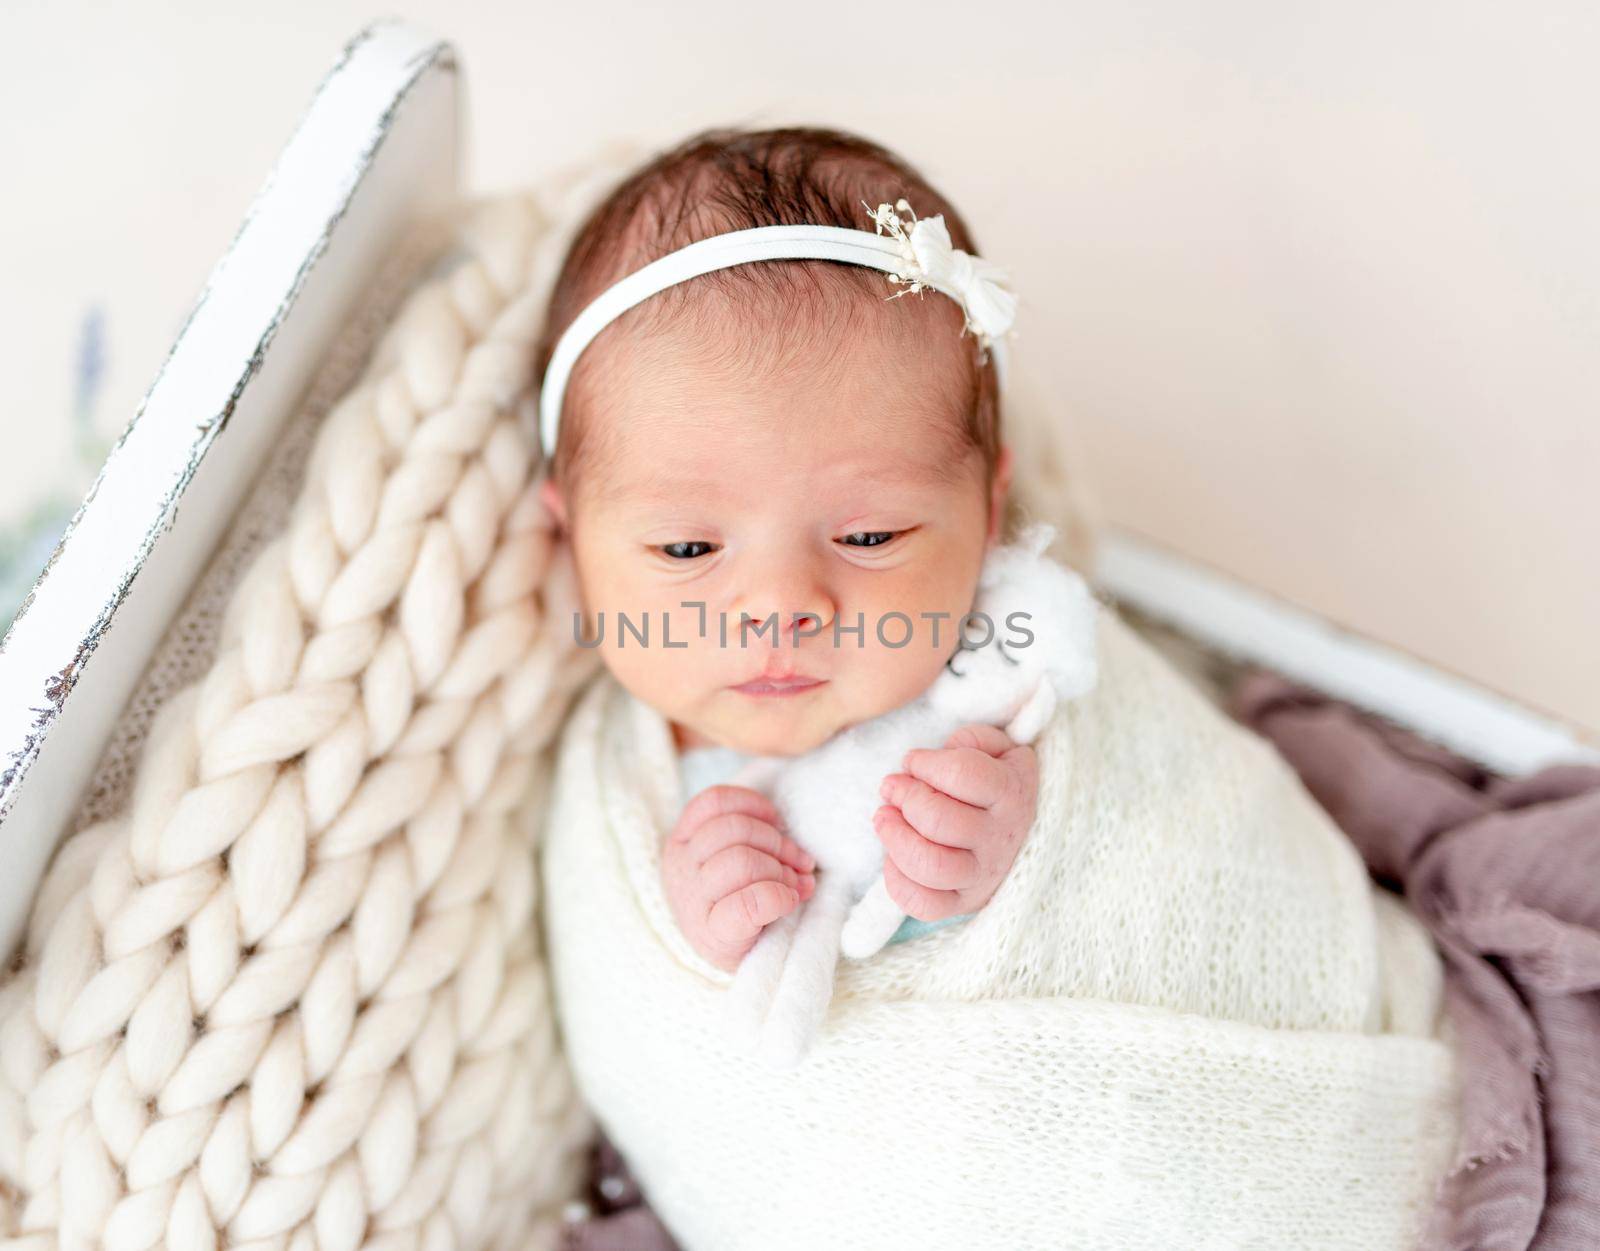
[537,473,569,533]
[986,443,1015,544]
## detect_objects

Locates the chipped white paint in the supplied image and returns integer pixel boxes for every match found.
[0,19,460,962]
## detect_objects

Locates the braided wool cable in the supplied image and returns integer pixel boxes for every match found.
[0,147,646,1251]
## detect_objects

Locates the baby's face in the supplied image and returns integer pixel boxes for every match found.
[542,288,1008,757]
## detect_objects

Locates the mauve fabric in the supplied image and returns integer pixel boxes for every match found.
[1231,670,1600,1251]
[561,1134,680,1251]
[561,669,1600,1251]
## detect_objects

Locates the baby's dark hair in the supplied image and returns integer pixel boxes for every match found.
[533,125,1003,497]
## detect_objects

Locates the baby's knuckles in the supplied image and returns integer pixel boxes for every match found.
[940,748,995,799]
[968,754,1038,906]
[1004,743,1039,808]
[903,826,978,890]
[893,743,1038,912]
[883,857,962,922]
[702,842,799,900]
[663,795,812,970]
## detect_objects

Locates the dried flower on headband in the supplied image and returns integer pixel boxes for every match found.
[863,198,1019,352]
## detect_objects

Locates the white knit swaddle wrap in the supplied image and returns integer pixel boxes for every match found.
[540,609,1462,1251]
[0,152,650,1250]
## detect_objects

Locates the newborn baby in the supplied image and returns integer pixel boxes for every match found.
[534,126,1041,973]
[530,125,1460,1251]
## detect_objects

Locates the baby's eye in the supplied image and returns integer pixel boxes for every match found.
[837,530,902,549]
[658,540,719,560]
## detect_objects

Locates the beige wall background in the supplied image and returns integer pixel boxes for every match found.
[3,1,1595,732]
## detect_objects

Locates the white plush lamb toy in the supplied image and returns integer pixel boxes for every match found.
[724,521,1101,1069]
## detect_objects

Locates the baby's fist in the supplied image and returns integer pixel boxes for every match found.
[873,723,1039,921]
[662,785,817,972]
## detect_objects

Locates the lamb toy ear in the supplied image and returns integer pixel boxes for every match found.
[979,520,1057,588]
[1016,520,1057,557]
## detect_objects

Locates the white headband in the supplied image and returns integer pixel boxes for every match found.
[534,198,1018,460]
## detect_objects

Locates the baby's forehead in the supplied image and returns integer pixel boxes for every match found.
[578,405,975,515]
[565,269,977,501]
[611,277,967,401]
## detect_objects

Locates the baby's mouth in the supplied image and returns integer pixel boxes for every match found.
[727,674,828,698]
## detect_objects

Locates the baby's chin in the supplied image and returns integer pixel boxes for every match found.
[686,688,894,757]
[698,712,836,758]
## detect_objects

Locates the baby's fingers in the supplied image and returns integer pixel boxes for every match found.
[873,804,978,890]
[943,723,1017,758]
[902,737,1036,813]
[878,774,984,850]
[706,879,799,946]
[881,854,963,923]
[701,843,813,904]
[691,812,815,874]
[673,784,785,844]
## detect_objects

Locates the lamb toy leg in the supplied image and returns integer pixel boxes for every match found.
[754,872,856,1070]
[1003,679,1059,748]
[724,907,800,1052]
[839,877,904,959]
[722,754,802,1050]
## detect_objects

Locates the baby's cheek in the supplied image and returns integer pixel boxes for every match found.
[599,631,714,716]
[847,577,977,699]
[843,629,952,723]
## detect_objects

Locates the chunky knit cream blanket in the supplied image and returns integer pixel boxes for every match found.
[0,166,633,1249]
[540,606,1464,1251]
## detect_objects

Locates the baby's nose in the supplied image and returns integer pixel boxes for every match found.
[731,591,836,643]
[729,554,838,644]
[737,606,831,642]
